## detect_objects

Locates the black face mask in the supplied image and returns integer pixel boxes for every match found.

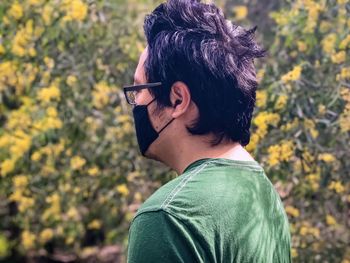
[132,98,175,156]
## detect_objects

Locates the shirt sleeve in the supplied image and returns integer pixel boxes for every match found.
[127,210,202,263]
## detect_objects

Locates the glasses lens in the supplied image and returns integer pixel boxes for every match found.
[126,90,136,104]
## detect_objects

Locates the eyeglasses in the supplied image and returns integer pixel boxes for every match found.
[123,82,162,105]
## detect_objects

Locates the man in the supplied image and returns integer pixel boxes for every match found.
[124,0,291,262]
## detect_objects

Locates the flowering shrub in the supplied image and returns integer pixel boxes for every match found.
[0,0,166,260]
[246,0,350,261]
[0,0,349,262]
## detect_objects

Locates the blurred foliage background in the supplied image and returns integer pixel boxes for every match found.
[0,0,349,262]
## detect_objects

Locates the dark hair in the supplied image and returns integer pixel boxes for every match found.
[143,0,266,146]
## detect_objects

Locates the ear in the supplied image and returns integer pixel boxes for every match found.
[169,81,191,118]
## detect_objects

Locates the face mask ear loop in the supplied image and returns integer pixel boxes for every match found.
[158,118,175,134]
[146,98,156,107]
[157,101,178,134]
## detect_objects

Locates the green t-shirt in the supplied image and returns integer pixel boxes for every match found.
[127,158,291,263]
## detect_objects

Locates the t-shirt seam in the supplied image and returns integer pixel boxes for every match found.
[132,207,191,225]
[160,161,212,209]
[131,207,164,224]
[210,160,264,171]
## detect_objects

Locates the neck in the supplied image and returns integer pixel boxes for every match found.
[157,134,254,174]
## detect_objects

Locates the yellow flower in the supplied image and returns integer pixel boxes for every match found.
[70,156,86,170]
[291,248,298,258]
[267,140,294,167]
[2,16,10,25]
[13,175,28,188]
[275,95,288,110]
[306,173,320,191]
[88,166,99,176]
[319,21,331,33]
[314,60,320,68]
[340,35,350,49]
[18,197,35,212]
[0,234,9,258]
[270,11,289,26]
[10,20,42,58]
[65,236,75,245]
[309,227,320,238]
[281,118,299,132]
[92,82,110,109]
[62,0,88,22]
[281,65,302,83]
[33,114,63,132]
[233,6,248,20]
[134,192,142,202]
[28,47,36,57]
[322,34,337,55]
[0,61,18,89]
[9,132,32,159]
[1,159,16,177]
[299,222,320,238]
[44,57,55,69]
[319,153,336,163]
[256,69,265,82]
[46,107,58,117]
[42,193,61,221]
[326,215,337,226]
[341,87,350,101]
[318,104,326,115]
[8,2,23,20]
[88,219,102,230]
[0,44,5,55]
[246,133,258,152]
[21,231,36,250]
[116,184,129,196]
[37,85,61,103]
[39,228,54,243]
[340,110,350,132]
[29,0,44,5]
[340,67,350,79]
[331,51,346,64]
[297,41,307,52]
[285,206,300,218]
[299,226,308,236]
[73,187,81,194]
[0,135,12,148]
[304,119,318,139]
[256,90,267,108]
[303,1,324,33]
[42,4,54,25]
[11,32,27,57]
[253,111,280,139]
[66,207,79,220]
[328,180,345,193]
[66,75,77,87]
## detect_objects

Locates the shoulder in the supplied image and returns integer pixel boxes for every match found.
[133,174,184,217]
[129,209,184,233]
[128,210,202,263]
[133,161,211,217]
[135,158,272,218]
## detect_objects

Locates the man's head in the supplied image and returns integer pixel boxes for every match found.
[130,0,265,161]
